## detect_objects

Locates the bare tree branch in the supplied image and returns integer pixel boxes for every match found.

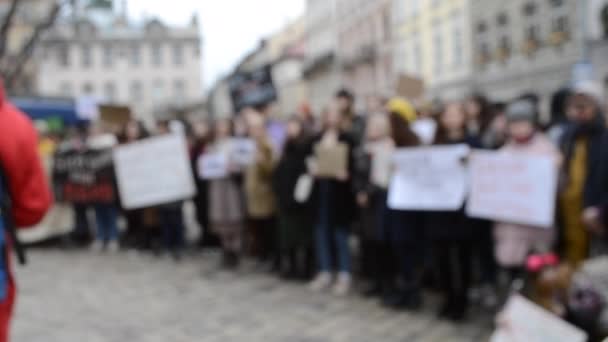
[4,1,63,89]
[0,0,20,58]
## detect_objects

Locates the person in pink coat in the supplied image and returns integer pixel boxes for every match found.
[493,99,562,280]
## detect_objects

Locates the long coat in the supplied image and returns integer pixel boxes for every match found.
[493,133,561,267]
[310,132,357,228]
[425,136,480,242]
[244,138,276,219]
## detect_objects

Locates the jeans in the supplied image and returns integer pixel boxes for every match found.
[160,205,185,251]
[315,224,351,273]
[94,204,119,242]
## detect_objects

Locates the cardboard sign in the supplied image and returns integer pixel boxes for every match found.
[467,151,558,228]
[388,145,469,211]
[53,148,116,204]
[198,153,229,180]
[491,295,587,342]
[99,105,132,127]
[314,143,348,178]
[230,138,256,166]
[396,74,425,100]
[113,134,196,209]
[368,142,393,188]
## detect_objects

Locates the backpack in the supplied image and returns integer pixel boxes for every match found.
[0,165,28,299]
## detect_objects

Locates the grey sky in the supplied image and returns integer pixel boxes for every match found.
[126,0,305,91]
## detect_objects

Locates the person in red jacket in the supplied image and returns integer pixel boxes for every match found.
[0,79,52,342]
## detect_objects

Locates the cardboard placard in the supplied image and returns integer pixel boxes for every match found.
[396,74,425,100]
[99,105,132,127]
[314,143,348,178]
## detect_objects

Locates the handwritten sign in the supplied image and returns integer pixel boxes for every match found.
[230,138,256,166]
[466,151,558,228]
[491,295,587,342]
[388,145,469,211]
[314,143,348,178]
[113,134,196,209]
[198,153,229,180]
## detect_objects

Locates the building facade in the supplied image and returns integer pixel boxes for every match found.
[588,0,608,99]
[303,0,340,114]
[336,0,392,108]
[471,0,581,117]
[393,0,473,101]
[36,8,203,125]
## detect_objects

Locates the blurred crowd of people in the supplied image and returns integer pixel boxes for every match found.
[36,80,608,331]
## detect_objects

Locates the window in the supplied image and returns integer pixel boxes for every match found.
[174,80,185,103]
[130,45,140,66]
[60,82,72,97]
[172,44,183,66]
[497,13,508,26]
[58,45,70,67]
[413,39,421,74]
[433,32,443,75]
[103,45,113,67]
[499,36,511,60]
[104,82,116,102]
[552,15,569,33]
[81,45,92,68]
[477,21,487,34]
[130,81,142,101]
[453,27,463,67]
[603,5,608,38]
[151,44,162,66]
[152,80,165,102]
[523,2,537,16]
[549,0,564,7]
[82,82,94,95]
[526,25,540,41]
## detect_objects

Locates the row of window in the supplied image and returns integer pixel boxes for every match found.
[60,79,187,103]
[52,43,200,68]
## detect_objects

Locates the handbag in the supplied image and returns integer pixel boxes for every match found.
[294,174,313,204]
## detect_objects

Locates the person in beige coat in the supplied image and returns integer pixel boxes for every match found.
[493,99,562,279]
[244,114,277,268]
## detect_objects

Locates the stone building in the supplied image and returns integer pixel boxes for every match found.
[36,5,203,125]
[471,0,582,117]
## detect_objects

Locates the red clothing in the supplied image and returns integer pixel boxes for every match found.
[0,81,52,342]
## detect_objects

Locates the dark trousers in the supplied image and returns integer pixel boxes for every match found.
[436,240,473,314]
[393,241,424,291]
[160,206,185,252]
[72,203,91,243]
[194,187,221,248]
[248,217,277,262]
[363,239,395,291]
[474,220,497,285]
[124,209,145,248]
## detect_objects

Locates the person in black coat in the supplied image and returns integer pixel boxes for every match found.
[426,102,480,321]
[308,105,357,296]
[383,98,426,310]
[273,118,314,279]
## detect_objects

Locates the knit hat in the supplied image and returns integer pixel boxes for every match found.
[387,97,417,123]
[571,80,604,106]
[506,99,536,123]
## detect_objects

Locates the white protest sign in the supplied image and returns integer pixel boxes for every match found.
[491,295,587,342]
[411,118,437,145]
[466,151,557,228]
[230,138,256,166]
[198,153,229,180]
[113,134,196,209]
[388,145,469,211]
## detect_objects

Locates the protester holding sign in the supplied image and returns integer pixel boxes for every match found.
[244,114,277,269]
[383,97,425,310]
[86,124,119,253]
[308,105,356,296]
[493,99,561,279]
[208,119,246,269]
[426,102,481,321]
[273,118,314,279]
[353,113,395,297]
[558,81,608,265]
[117,120,149,250]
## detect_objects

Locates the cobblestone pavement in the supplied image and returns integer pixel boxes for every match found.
[12,249,493,342]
